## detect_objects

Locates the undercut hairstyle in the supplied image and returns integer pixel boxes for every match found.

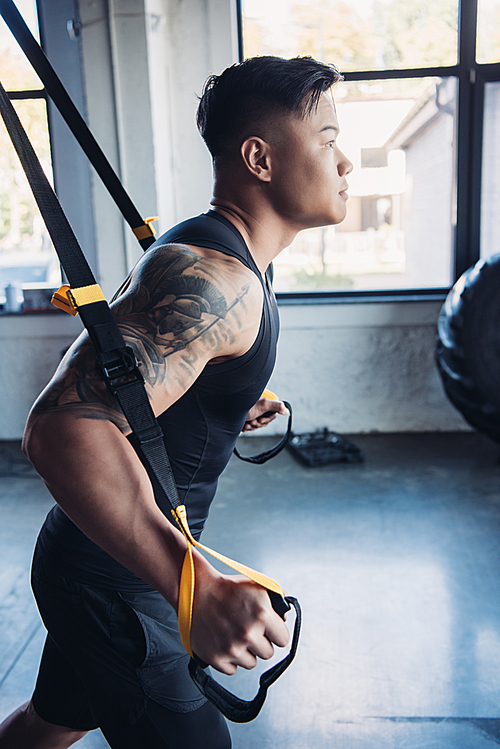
[196,55,342,169]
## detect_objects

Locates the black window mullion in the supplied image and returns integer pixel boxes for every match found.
[238,0,493,300]
[342,65,459,82]
[454,0,480,278]
[6,89,46,100]
[478,62,500,80]
[236,0,244,62]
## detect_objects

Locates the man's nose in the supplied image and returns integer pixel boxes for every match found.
[339,150,353,175]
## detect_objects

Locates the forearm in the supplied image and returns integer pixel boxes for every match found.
[24,409,290,671]
[24,411,191,608]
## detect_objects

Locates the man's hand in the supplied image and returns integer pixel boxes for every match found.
[190,560,290,675]
[242,396,289,432]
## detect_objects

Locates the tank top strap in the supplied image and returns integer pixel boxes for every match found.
[155,211,263,280]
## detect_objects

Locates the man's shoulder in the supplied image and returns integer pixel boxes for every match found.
[132,240,259,303]
[113,241,261,339]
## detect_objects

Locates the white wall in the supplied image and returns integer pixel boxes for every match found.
[0,299,468,440]
[0,0,470,440]
[266,300,467,435]
[0,314,83,440]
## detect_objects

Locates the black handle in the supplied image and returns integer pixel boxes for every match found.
[234,401,292,465]
[267,589,291,618]
[189,595,301,723]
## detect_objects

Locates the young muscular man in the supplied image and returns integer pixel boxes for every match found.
[0,55,352,748]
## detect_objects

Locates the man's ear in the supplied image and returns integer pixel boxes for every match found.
[240,137,272,182]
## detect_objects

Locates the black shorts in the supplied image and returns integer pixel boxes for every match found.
[30,545,208,732]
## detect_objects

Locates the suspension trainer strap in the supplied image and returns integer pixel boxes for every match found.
[0,0,295,464]
[0,0,156,249]
[0,77,301,723]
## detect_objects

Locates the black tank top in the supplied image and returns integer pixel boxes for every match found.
[38,211,279,589]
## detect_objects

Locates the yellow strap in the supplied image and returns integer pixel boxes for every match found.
[51,283,105,314]
[69,284,106,307]
[132,216,159,240]
[178,544,196,655]
[172,504,284,656]
[262,388,279,401]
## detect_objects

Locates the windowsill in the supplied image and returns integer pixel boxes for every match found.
[0,311,83,337]
[0,310,66,316]
[276,288,450,305]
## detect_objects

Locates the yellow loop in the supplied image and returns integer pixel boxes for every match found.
[51,283,106,314]
[262,389,279,401]
[69,284,106,307]
[172,505,285,656]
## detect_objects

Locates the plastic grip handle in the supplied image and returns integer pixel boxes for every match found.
[189,596,302,723]
[267,589,291,618]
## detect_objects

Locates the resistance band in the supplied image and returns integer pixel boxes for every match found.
[0,78,301,724]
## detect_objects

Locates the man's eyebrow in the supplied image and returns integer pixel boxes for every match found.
[319,124,340,134]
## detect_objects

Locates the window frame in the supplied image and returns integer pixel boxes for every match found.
[237,0,500,303]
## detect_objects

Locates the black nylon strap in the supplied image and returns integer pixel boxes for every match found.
[0,0,155,250]
[0,76,179,512]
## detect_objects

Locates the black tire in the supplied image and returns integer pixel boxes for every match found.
[436,254,500,443]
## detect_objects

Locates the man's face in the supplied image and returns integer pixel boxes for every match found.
[269,93,353,230]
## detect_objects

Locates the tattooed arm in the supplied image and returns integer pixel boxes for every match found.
[23,243,289,673]
[30,244,257,430]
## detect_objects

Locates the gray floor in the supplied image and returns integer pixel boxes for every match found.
[2,431,500,748]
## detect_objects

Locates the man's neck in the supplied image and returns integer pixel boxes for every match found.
[210,199,298,275]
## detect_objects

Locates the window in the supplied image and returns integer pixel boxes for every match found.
[481,81,500,259]
[239,0,500,299]
[0,0,60,312]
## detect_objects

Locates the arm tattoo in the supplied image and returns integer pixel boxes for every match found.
[32,245,253,432]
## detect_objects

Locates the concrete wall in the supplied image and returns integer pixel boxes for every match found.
[0,0,470,439]
[266,300,467,436]
[0,300,468,441]
[0,314,83,440]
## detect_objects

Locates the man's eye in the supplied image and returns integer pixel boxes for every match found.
[327,140,336,148]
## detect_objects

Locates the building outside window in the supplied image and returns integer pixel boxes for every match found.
[240,0,500,297]
[0,0,60,312]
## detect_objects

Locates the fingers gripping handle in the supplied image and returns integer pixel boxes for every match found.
[193,590,292,671]
[190,596,302,723]
[172,505,302,722]
[173,505,287,657]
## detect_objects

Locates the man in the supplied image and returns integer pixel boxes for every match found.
[0,55,352,748]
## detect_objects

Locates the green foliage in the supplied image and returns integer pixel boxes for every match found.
[289,267,355,291]
[244,0,459,71]
[372,0,458,69]
[0,69,50,246]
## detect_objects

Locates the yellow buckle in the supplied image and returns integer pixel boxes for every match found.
[132,216,159,241]
[51,283,106,315]
[51,285,78,316]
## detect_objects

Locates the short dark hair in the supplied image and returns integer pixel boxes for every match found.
[196,56,342,167]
